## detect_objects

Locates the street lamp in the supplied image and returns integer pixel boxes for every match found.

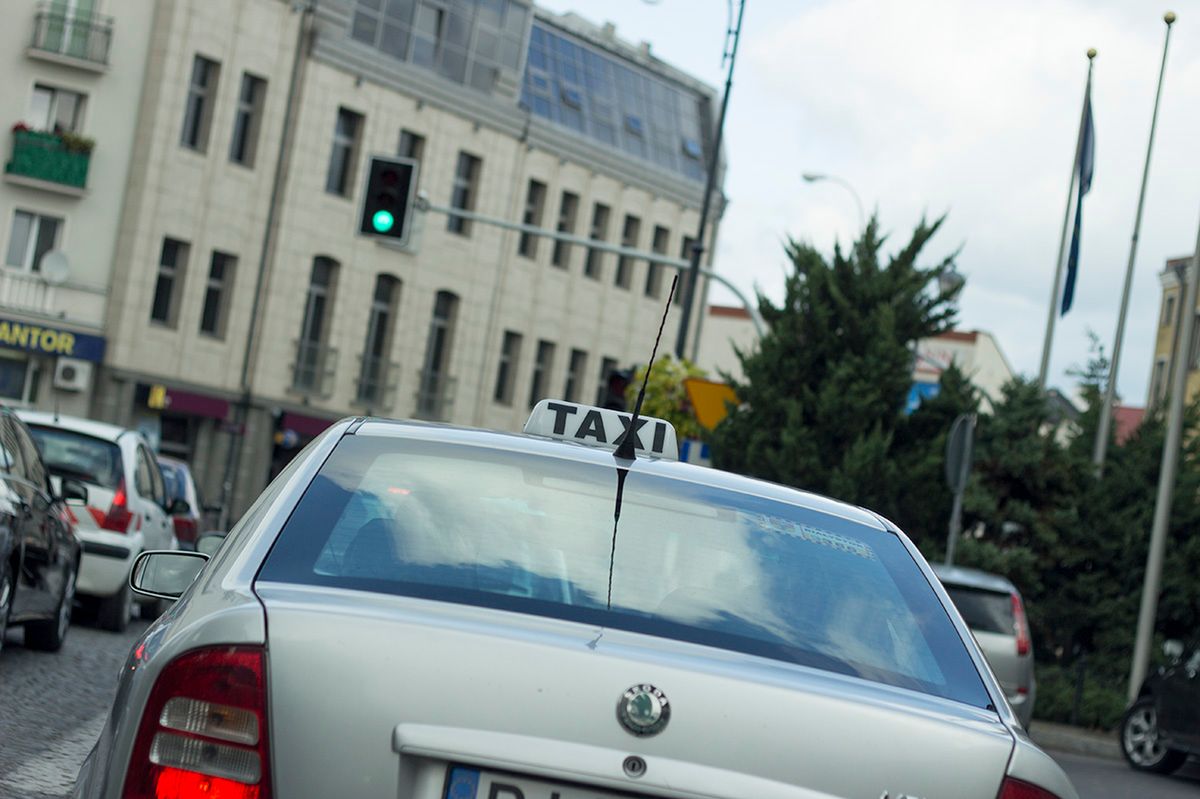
[938,265,965,295]
[802,172,866,230]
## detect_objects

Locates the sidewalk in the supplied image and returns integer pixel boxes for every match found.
[1030,721,1122,761]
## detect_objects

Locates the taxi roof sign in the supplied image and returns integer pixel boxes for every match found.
[524,399,679,460]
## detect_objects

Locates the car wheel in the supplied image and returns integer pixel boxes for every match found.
[0,560,12,655]
[1120,696,1187,773]
[97,579,133,633]
[25,563,76,651]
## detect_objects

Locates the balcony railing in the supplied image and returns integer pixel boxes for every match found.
[5,130,92,192]
[0,269,56,316]
[29,3,113,69]
[291,339,338,397]
[414,371,456,421]
[355,355,399,408]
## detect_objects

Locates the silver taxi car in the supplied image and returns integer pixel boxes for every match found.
[75,401,1076,799]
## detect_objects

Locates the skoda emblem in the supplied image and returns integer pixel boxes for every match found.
[617,684,670,737]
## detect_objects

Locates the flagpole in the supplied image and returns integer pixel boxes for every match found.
[1037,49,1096,390]
[1093,12,1175,475]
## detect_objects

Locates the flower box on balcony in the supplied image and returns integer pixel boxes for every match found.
[5,129,91,191]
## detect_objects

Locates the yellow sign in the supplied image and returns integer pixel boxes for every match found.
[683,378,739,430]
[147,384,169,410]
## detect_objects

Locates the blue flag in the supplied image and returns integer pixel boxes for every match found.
[1061,91,1095,315]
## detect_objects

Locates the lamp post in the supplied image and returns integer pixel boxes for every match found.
[802,172,866,230]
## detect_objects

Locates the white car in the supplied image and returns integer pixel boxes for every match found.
[17,411,180,631]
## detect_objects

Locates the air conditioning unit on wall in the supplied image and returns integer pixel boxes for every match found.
[53,358,92,392]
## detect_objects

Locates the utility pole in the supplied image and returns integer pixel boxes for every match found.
[675,0,745,359]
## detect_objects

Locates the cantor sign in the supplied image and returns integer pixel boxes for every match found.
[0,317,106,362]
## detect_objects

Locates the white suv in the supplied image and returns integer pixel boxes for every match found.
[17,411,179,631]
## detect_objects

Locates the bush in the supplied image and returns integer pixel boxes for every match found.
[1033,663,1126,730]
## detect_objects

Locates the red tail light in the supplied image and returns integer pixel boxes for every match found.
[172,515,198,545]
[122,646,271,799]
[998,776,1062,799]
[1011,592,1030,656]
[98,480,134,533]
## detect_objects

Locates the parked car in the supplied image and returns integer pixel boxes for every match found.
[77,401,1076,799]
[1120,639,1200,773]
[0,407,84,654]
[932,563,1037,728]
[156,455,211,550]
[17,411,183,631]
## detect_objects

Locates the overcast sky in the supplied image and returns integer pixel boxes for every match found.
[539,0,1200,405]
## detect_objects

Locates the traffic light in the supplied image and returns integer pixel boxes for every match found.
[601,368,633,411]
[359,156,416,243]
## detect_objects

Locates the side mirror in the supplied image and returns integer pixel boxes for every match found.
[195,531,227,558]
[60,478,88,504]
[130,550,208,600]
[167,497,191,516]
[1164,639,1185,662]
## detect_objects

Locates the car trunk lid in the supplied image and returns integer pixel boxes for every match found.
[257,583,1014,799]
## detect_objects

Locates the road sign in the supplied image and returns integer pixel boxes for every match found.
[683,378,738,430]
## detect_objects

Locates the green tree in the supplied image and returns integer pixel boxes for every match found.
[625,355,709,440]
[710,216,962,516]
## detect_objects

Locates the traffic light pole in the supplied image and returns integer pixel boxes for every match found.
[416,198,766,337]
[674,0,745,360]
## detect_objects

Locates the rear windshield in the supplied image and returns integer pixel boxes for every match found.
[159,461,186,501]
[27,425,123,489]
[260,436,990,708]
[943,585,1013,636]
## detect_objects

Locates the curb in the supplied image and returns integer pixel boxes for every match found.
[1030,722,1122,761]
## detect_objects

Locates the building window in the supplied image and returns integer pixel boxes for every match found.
[1163,293,1176,328]
[493,330,523,405]
[199,251,236,338]
[615,214,640,289]
[673,236,696,304]
[150,238,190,326]
[529,339,556,408]
[518,180,547,258]
[5,210,61,273]
[357,274,401,405]
[294,256,339,392]
[418,290,459,418]
[399,128,425,163]
[564,348,587,403]
[447,151,481,235]
[584,203,610,279]
[646,225,669,298]
[229,73,267,167]
[29,84,85,133]
[1150,357,1167,406]
[0,353,36,404]
[551,191,579,268]
[326,107,363,196]
[596,356,617,405]
[181,55,220,151]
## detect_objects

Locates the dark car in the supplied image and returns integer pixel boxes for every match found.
[1120,640,1200,773]
[156,455,210,550]
[0,407,85,654]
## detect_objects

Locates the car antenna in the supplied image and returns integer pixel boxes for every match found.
[607,273,679,609]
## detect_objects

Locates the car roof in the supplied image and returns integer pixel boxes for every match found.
[931,563,1017,595]
[156,454,189,469]
[352,417,887,530]
[16,409,130,443]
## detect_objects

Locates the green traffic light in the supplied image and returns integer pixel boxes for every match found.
[372,210,395,233]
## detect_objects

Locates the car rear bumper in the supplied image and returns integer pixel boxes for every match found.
[77,529,144,598]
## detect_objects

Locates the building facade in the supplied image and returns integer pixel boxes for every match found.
[911,330,1015,412]
[1,1,153,418]
[1147,256,1192,409]
[79,0,723,518]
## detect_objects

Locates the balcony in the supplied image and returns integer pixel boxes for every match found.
[290,339,338,398]
[354,355,399,409]
[0,269,57,317]
[414,371,456,421]
[5,130,92,195]
[27,3,113,71]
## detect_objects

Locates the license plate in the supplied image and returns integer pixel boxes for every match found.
[444,766,636,799]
